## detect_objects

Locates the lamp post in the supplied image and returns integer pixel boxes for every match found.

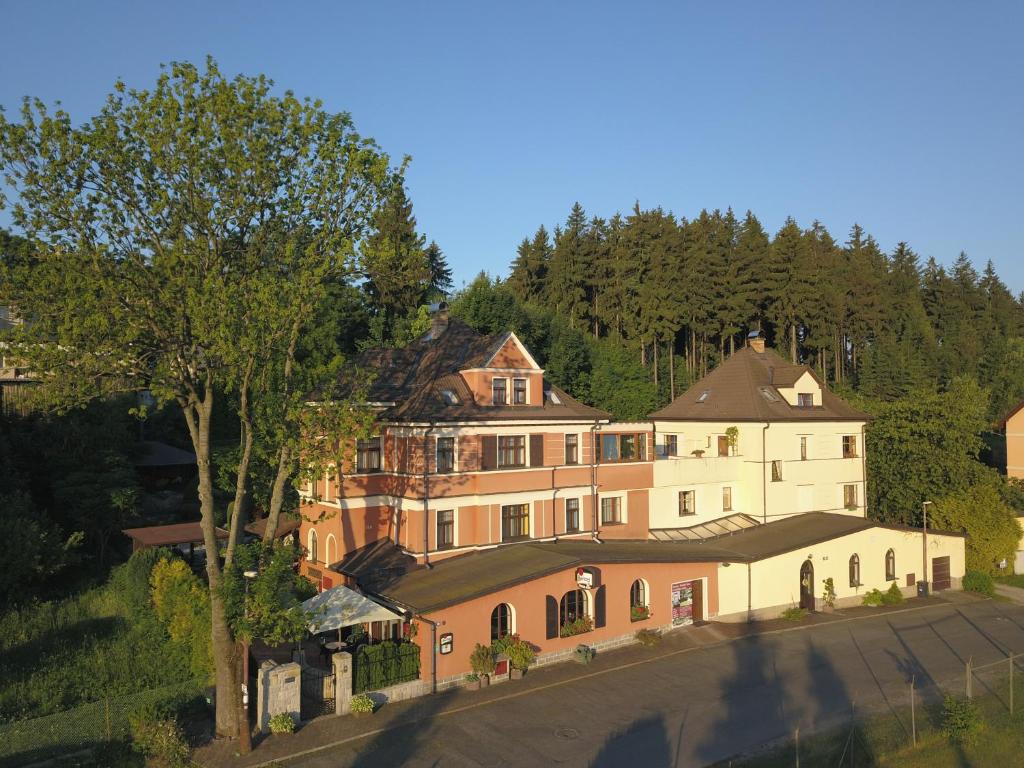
[922,501,932,595]
[240,569,258,754]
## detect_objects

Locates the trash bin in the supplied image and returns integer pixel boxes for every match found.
[917,580,930,598]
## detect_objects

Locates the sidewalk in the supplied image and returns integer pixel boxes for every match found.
[192,594,979,768]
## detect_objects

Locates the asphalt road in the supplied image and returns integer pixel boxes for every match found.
[265,598,1024,768]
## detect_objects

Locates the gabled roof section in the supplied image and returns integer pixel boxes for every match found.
[651,346,869,422]
[467,332,541,371]
[336,318,610,424]
[1000,398,1024,429]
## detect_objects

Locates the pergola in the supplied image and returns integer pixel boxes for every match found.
[121,521,229,559]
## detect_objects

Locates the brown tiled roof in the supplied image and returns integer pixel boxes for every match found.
[651,346,869,422]
[342,319,609,424]
[122,522,228,547]
[368,513,961,612]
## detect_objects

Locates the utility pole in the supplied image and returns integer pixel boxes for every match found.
[922,501,932,595]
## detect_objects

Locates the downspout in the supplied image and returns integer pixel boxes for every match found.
[590,420,601,540]
[551,465,558,542]
[747,562,753,619]
[761,422,771,524]
[416,613,439,694]
[860,422,868,518]
[423,422,437,568]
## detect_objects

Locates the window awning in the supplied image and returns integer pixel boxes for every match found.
[301,585,404,633]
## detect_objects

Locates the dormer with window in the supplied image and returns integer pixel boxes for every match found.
[776,371,822,408]
[461,332,546,407]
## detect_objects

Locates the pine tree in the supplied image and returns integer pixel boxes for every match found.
[424,240,452,301]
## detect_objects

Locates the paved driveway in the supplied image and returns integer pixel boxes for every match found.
[210,598,1024,768]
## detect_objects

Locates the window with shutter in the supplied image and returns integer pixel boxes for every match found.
[594,585,606,628]
[481,435,497,470]
[545,595,558,639]
[530,434,544,466]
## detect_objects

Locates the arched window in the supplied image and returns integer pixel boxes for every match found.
[325,534,337,566]
[885,549,896,581]
[491,603,514,641]
[849,553,860,587]
[630,579,649,622]
[308,529,318,563]
[560,589,589,627]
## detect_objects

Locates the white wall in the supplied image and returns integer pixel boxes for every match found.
[650,419,866,530]
[716,526,966,619]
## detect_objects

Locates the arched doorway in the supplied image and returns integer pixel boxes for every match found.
[799,560,815,611]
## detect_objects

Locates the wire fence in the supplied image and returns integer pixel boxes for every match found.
[0,679,205,768]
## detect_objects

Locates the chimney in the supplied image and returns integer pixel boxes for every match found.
[747,329,765,354]
[429,301,449,340]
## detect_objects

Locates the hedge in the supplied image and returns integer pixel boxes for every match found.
[353,641,420,694]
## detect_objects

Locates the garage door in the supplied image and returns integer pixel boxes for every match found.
[932,556,951,591]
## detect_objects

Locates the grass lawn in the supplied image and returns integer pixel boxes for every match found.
[713,671,1024,767]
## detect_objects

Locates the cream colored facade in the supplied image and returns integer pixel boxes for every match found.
[650,419,866,529]
[716,525,965,621]
[1005,405,1024,480]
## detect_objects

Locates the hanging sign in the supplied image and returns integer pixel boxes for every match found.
[575,567,594,589]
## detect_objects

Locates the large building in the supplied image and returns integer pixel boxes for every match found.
[299,308,965,690]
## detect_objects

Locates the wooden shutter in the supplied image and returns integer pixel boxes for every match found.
[594,585,606,629]
[545,595,559,639]
[530,434,544,467]
[481,435,497,471]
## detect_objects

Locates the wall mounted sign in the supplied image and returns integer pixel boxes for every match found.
[671,581,695,627]
[575,567,594,589]
[439,632,453,655]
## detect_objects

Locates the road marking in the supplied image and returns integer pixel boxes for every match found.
[231,600,969,768]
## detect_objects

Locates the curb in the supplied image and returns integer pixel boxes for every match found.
[222,598,965,768]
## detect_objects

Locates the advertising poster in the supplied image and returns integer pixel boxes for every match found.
[672,580,695,627]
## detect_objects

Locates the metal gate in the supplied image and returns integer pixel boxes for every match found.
[932,556,951,591]
[300,665,336,720]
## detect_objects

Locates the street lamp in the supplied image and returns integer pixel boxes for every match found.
[921,502,932,596]
[240,569,258,754]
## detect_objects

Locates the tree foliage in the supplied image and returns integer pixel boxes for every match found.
[932,483,1021,575]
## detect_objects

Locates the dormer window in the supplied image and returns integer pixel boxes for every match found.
[797,393,813,407]
[696,391,710,403]
[512,378,527,405]
[492,378,507,405]
[441,389,459,405]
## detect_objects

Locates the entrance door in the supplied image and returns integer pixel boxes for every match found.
[799,560,815,611]
[932,556,951,591]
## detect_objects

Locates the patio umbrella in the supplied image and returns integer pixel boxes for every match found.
[301,585,403,641]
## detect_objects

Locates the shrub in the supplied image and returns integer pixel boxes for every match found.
[635,628,661,647]
[350,693,374,714]
[942,695,983,744]
[506,639,536,670]
[781,607,808,621]
[268,712,296,734]
[822,578,837,609]
[862,589,885,607]
[963,570,995,596]
[128,711,190,768]
[559,616,594,637]
[469,643,496,676]
[573,644,595,665]
[881,582,904,605]
[353,640,421,693]
[149,558,213,682]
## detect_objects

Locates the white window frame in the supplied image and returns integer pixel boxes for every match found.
[436,508,456,550]
[491,377,509,405]
[679,489,696,516]
[512,377,528,405]
[565,497,581,532]
[436,435,457,474]
[599,494,626,525]
[722,486,733,512]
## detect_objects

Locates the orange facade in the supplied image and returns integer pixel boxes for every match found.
[409,561,718,682]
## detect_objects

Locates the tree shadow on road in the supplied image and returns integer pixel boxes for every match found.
[589,714,671,768]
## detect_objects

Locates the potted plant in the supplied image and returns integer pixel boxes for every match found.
[630,604,650,622]
[268,712,296,735]
[573,644,595,665]
[470,643,495,686]
[507,639,536,680]
[822,577,836,613]
[464,672,481,691]
[691,449,705,458]
[725,426,739,455]
[350,693,375,717]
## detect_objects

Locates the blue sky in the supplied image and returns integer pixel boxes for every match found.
[1,1,1022,290]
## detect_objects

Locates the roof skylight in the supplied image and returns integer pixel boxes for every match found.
[758,387,779,403]
[696,391,710,403]
[546,390,562,405]
[440,389,459,405]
